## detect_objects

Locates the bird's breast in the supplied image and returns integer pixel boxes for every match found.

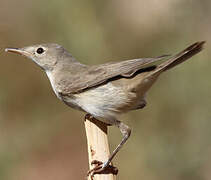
[45,71,62,99]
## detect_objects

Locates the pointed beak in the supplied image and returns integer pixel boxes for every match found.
[5,48,31,57]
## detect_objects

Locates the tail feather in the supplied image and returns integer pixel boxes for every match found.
[146,41,205,77]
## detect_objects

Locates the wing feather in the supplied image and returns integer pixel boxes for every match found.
[58,56,168,94]
[58,41,204,95]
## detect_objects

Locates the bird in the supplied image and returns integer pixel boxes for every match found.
[5,41,205,176]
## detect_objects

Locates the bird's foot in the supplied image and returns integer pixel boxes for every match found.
[84,114,95,121]
[87,160,118,179]
[84,114,112,126]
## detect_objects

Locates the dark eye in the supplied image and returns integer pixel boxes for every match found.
[36,47,44,54]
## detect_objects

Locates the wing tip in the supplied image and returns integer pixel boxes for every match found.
[147,41,206,75]
[186,41,205,51]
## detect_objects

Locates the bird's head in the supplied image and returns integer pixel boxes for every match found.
[5,43,74,71]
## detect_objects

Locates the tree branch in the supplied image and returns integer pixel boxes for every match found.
[85,117,117,180]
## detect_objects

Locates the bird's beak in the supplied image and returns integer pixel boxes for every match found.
[5,48,31,57]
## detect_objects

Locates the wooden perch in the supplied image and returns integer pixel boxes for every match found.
[85,117,117,180]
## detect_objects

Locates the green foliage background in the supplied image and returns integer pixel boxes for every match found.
[0,0,210,179]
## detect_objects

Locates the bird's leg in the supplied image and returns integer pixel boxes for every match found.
[104,121,131,167]
[87,121,131,176]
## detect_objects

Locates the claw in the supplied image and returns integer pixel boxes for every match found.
[91,160,103,166]
[84,114,95,121]
[87,160,118,179]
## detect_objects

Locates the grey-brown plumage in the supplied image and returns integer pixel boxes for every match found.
[5,41,205,174]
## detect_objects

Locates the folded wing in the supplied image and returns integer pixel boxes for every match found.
[59,41,204,95]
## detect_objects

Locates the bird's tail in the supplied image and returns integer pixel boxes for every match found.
[146,41,205,77]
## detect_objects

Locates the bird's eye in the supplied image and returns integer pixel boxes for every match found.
[36,47,44,54]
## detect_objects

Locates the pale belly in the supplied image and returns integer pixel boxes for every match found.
[62,82,137,122]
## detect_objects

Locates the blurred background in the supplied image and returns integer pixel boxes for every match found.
[0,0,210,179]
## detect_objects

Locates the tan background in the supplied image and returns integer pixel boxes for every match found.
[0,0,211,179]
